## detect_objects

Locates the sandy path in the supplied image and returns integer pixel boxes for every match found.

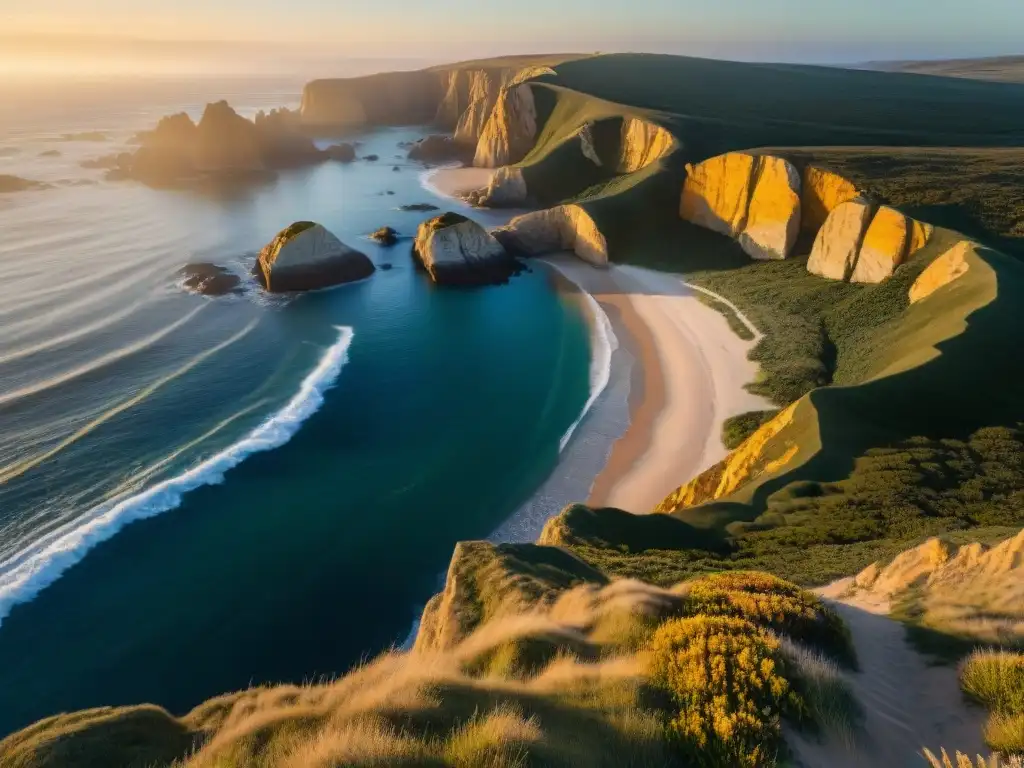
[541,255,768,513]
[788,595,987,767]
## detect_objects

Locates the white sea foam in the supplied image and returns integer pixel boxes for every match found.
[0,325,355,626]
[557,275,619,452]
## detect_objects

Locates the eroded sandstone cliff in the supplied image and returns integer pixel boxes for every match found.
[494,205,609,266]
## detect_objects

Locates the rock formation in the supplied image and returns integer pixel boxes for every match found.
[301,70,442,128]
[909,240,974,303]
[179,264,242,296]
[466,166,529,208]
[109,102,326,185]
[806,199,874,281]
[681,153,801,260]
[370,226,399,246]
[493,205,609,267]
[325,143,356,163]
[800,166,860,234]
[399,203,439,212]
[807,200,934,284]
[617,117,675,173]
[407,135,473,164]
[412,212,518,286]
[256,222,374,292]
[737,156,802,261]
[474,82,538,168]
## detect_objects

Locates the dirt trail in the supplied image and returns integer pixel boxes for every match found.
[788,598,987,767]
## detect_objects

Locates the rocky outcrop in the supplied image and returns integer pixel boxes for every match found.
[617,117,675,173]
[256,222,374,292]
[179,264,242,296]
[412,212,518,285]
[370,226,399,246]
[801,166,860,234]
[681,153,801,260]
[474,82,538,168]
[737,156,802,261]
[494,205,609,267]
[909,240,974,303]
[806,199,874,281]
[465,166,529,208]
[111,102,326,185]
[407,135,473,164]
[325,143,356,162]
[656,402,801,513]
[807,201,934,284]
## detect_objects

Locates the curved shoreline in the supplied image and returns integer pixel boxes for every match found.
[426,166,771,514]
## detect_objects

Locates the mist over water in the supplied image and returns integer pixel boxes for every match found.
[0,74,593,733]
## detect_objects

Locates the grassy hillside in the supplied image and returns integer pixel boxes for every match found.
[871,55,1024,83]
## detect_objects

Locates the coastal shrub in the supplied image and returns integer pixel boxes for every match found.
[985,712,1024,756]
[775,636,861,745]
[650,615,805,767]
[924,749,1024,768]
[723,410,780,449]
[960,651,1024,715]
[684,572,856,667]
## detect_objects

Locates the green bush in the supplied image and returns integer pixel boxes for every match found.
[722,411,781,449]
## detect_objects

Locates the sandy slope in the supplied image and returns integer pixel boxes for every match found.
[787,590,988,767]
[540,255,769,513]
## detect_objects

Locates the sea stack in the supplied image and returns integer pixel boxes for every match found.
[256,222,375,292]
[412,212,518,286]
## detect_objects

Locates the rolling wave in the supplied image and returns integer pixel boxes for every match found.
[0,325,355,626]
[558,289,618,452]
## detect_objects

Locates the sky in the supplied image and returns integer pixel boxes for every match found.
[2,0,1023,76]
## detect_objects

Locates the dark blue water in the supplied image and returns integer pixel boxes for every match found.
[0,78,592,733]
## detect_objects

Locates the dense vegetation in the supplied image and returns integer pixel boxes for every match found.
[961,651,1024,754]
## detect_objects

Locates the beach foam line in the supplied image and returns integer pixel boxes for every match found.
[552,269,619,453]
[0,325,355,626]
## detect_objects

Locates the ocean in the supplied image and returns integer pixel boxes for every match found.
[0,72,607,733]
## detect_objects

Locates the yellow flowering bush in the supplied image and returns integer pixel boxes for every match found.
[685,572,855,667]
[650,615,806,767]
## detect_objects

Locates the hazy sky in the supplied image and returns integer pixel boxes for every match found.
[3,0,1023,74]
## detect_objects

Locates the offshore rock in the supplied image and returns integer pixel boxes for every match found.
[412,212,518,286]
[256,222,374,292]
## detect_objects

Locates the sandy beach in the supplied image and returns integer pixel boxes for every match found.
[540,255,769,512]
[426,166,769,514]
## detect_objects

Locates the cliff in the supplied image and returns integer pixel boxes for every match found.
[300,70,442,128]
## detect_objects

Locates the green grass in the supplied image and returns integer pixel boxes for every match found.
[722,410,780,450]
[694,293,756,341]
[961,650,1024,754]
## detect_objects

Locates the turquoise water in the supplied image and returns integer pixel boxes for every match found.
[0,78,592,733]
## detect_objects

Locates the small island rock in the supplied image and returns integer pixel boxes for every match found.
[326,143,356,162]
[364,154,379,162]
[256,221,374,292]
[179,263,242,296]
[407,135,473,164]
[370,226,400,246]
[0,175,50,193]
[412,212,519,286]
[399,203,439,212]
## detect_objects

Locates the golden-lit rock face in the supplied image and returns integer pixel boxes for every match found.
[680,152,758,238]
[909,240,974,303]
[617,117,675,173]
[474,83,538,168]
[495,205,609,266]
[850,205,910,284]
[680,153,801,261]
[806,199,874,281]
[800,166,860,235]
[738,156,802,261]
[656,402,800,513]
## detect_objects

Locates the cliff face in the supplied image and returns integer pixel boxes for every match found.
[909,239,974,303]
[474,83,539,168]
[617,117,675,173]
[301,70,443,128]
[656,401,802,513]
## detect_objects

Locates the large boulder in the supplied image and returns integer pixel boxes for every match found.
[680,152,757,238]
[179,263,242,296]
[494,205,609,267]
[737,156,802,260]
[412,212,518,286]
[909,240,973,304]
[850,205,909,284]
[256,222,374,292]
[806,199,874,281]
[407,135,473,164]
[801,166,860,234]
